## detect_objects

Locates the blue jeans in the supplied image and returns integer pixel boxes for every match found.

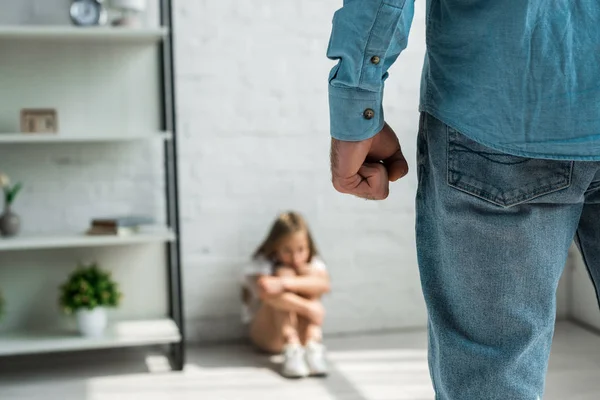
[416,113,600,399]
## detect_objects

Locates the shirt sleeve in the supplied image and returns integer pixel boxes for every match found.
[243,257,272,278]
[311,257,327,272]
[326,0,415,142]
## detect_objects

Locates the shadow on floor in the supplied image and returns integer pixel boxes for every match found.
[0,346,154,381]
[185,329,432,400]
[0,330,434,400]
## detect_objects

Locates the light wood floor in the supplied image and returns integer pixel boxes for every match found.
[0,322,598,400]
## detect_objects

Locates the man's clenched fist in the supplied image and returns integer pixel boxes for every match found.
[330,123,408,200]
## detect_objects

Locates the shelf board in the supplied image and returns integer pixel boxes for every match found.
[0,318,181,356]
[0,230,176,251]
[0,132,172,144]
[0,26,168,43]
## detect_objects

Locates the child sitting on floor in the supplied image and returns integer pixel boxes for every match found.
[241,211,331,378]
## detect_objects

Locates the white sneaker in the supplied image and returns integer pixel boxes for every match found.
[281,343,309,378]
[305,341,328,377]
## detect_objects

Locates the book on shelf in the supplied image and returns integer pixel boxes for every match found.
[86,215,156,236]
[86,225,140,236]
[91,215,155,228]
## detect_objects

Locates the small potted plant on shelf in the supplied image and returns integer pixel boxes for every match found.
[59,262,123,338]
[0,172,23,237]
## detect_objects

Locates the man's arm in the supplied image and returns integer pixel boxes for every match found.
[327,0,415,142]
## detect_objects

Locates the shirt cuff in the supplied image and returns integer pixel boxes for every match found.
[328,85,385,142]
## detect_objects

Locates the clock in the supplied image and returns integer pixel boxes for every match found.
[70,0,108,26]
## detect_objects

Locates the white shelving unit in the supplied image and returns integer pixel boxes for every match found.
[0,230,176,251]
[0,319,180,356]
[0,131,172,144]
[0,26,168,43]
[0,1,184,370]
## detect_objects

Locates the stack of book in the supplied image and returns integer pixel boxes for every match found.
[86,216,155,236]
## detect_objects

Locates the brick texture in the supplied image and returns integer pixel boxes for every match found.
[174,0,429,342]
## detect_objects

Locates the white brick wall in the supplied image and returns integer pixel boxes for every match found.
[174,0,429,342]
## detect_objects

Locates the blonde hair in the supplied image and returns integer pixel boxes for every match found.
[253,211,318,262]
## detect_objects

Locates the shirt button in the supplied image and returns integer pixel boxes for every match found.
[370,56,380,65]
[363,108,375,120]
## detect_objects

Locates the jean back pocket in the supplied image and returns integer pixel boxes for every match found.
[447,128,573,207]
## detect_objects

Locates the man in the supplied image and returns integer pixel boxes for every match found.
[326,1,600,399]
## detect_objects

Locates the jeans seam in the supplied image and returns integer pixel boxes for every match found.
[428,321,441,400]
[447,177,572,208]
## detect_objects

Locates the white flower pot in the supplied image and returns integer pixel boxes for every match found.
[76,307,108,338]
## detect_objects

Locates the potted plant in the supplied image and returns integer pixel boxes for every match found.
[0,172,23,237]
[59,262,123,337]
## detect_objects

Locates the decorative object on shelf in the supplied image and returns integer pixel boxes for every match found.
[86,214,155,236]
[110,0,147,27]
[70,0,108,26]
[59,262,123,337]
[76,307,108,338]
[0,173,23,238]
[20,108,58,134]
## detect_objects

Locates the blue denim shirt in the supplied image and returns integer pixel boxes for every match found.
[327,0,600,160]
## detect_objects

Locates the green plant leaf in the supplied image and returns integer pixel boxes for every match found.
[58,263,122,314]
[6,182,23,205]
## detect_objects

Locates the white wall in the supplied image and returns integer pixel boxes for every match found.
[173,0,428,341]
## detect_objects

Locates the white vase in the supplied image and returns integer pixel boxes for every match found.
[76,307,108,338]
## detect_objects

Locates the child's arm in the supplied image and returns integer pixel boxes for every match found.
[279,270,330,298]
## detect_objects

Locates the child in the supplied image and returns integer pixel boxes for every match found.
[241,211,331,378]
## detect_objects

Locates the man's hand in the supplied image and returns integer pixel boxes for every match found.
[330,123,409,200]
